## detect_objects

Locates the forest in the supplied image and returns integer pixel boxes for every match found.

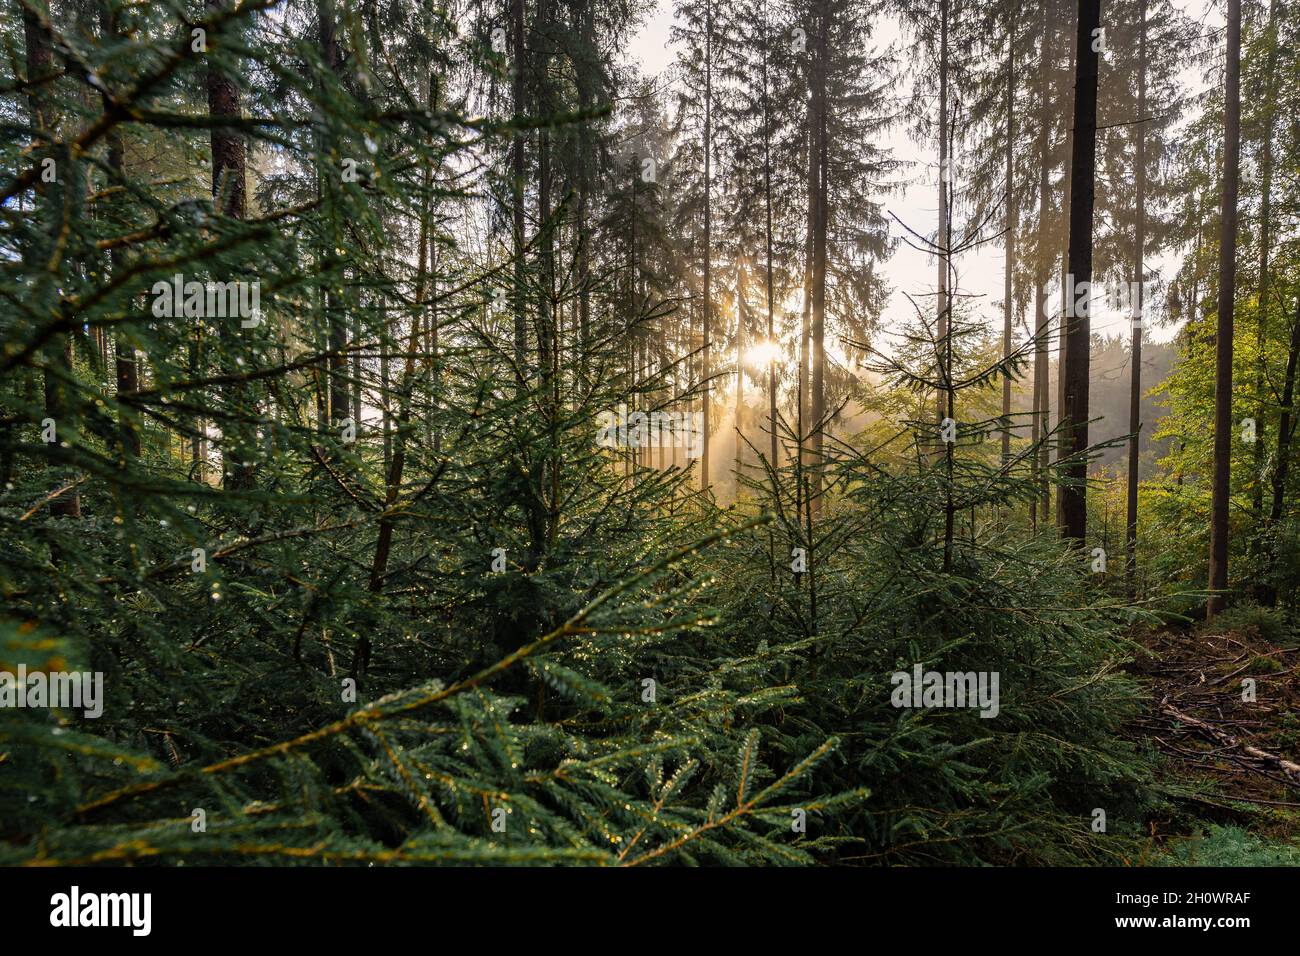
[1,0,1298,869]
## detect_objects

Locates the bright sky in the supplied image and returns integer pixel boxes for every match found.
[625,1,1219,353]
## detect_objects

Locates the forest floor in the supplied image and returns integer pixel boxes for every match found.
[1129,621,1300,862]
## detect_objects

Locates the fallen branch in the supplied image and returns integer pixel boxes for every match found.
[1161,701,1300,785]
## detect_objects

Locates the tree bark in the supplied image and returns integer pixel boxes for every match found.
[1250,0,1279,578]
[1207,0,1241,615]
[98,1,140,462]
[576,2,593,378]
[810,0,828,517]
[936,0,950,428]
[512,0,528,382]
[1031,0,1052,529]
[320,0,349,435]
[735,264,746,473]
[23,0,82,518]
[1125,0,1147,594]
[1261,293,1300,607]
[207,0,256,490]
[208,11,247,222]
[701,0,713,492]
[1002,13,1015,466]
[762,5,778,471]
[797,113,812,526]
[1058,0,1101,543]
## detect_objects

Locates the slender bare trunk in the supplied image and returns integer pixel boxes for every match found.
[1058,0,1101,542]
[936,0,950,427]
[1031,0,1051,528]
[321,0,349,436]
[511,0,528,381]
[576,3,593,379]
[1207,0,1241,615]
[100,1,139,461]
[762,3,778,471]
[207,0,255,490]
[1002,14,1015,465]
[1125,0,1147,594]
[24,0,82,518]
[1056,30,1076,501]
[701,0,714,492]
[1261,293,1300,606]
[735,265,745,475]
[1250,0,1280,577]
[810,0,828,516]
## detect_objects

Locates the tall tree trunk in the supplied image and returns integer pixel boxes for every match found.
[320,0,349,436]
[353,309,363,425]
[1002,12,1016,465]
[701,0,713,492]
[797,111,812,531]
[1125,0,1147,594]
[100,1,139,461]
[1031,0,1052,528]
[629,164,638,475]
[938,0,955,563]
[364,184,439,672]
[1058,0,1101,542]
[511,0,528,382]
[367,65,439,603]
[935,0,950,427]
[762,3,778,471]
[192,330,206,480]
[576,2,593,379]
[1207,0,1241,616]
[1055,27,1075,496]
[380,300,391,471]
[810,0,828,516]
[207,0,256,490]
[536,1,554,384]
[1250,0,1279,579]
[429,233,441,455]
[425,237,437,451]
[799,109,815,479]
[23,0,81,518]
[533,0,555,551]
[735,265,746,474]
[1262,293,1300,607]
[688,222,698,483]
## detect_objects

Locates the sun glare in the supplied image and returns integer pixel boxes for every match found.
[745,340,780,368]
